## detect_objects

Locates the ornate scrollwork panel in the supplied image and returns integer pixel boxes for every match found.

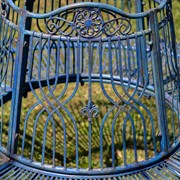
[46,8,132,38]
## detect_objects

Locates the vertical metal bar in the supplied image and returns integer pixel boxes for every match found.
[0,8,2,31]
[135,0,147,86]
[15,0,21,25]
[128,0,131,13]
[8,8,27,154]
[8,1,35,154]
[166,1,180,93]
[99,38,103,169]
[121,0,124,10]
[0,17,5,59]
[0,88,4,147]
[88,41,92,169]
[136,0,146,85]
[0,13,4,147]
[150,10,169,152]
[108,37,115,168]
[135,0,143,28]
[25,0,35,28]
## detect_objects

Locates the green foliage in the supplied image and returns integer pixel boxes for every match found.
[172,0,180,41]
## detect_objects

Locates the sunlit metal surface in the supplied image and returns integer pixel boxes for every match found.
[0,0,179,179]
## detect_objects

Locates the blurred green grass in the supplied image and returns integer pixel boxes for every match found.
[173,0,180,41]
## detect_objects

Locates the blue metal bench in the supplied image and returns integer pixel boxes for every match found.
[0,0,179,179]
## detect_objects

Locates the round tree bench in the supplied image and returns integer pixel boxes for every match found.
[0,0,179,179]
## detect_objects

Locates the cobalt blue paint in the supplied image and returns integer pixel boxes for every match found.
[0,0,179,179]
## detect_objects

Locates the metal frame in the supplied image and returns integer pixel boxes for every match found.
[0,0,179,179]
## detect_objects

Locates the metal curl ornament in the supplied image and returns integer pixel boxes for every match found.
[46,17,74,36]
[103,18,132,36]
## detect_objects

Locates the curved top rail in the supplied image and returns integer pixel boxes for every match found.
[6,0,167,19]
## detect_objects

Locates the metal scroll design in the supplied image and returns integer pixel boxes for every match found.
[46,8,132,38]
